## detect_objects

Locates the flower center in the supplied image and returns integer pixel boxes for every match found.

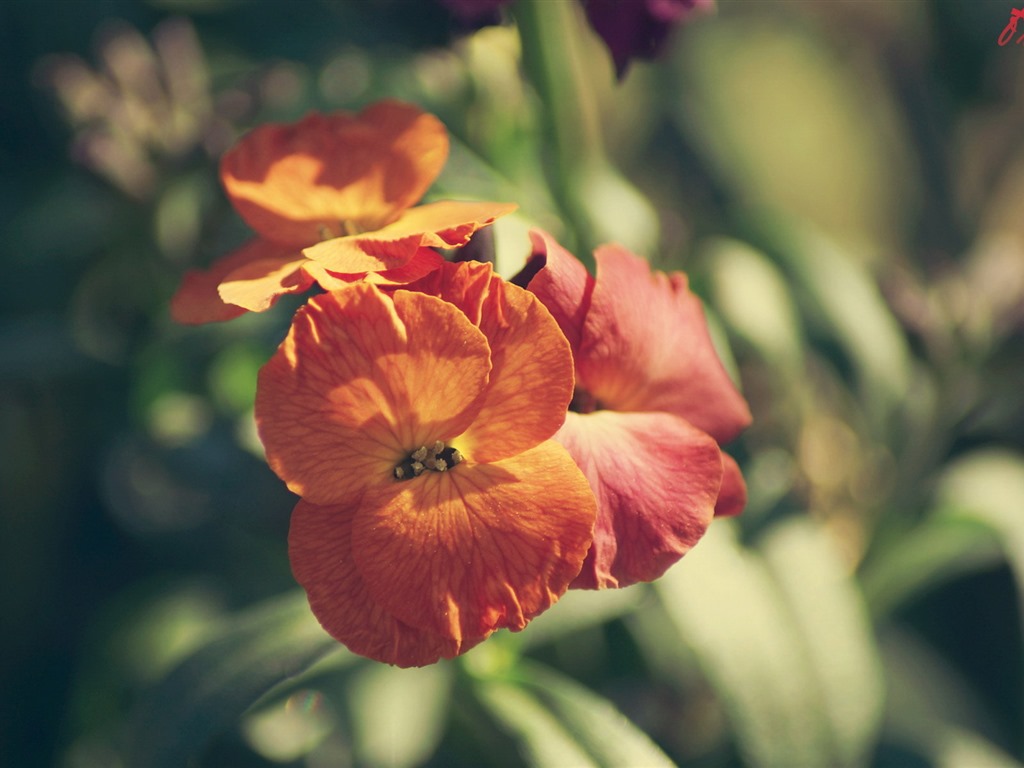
[393,440,464,481]
[317,220,370,240]
[569,387,603,414]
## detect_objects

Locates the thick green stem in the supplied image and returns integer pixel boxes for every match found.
[513,0,605,256]
[513,0,660,260]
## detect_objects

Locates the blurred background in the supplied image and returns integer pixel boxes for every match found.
[2,0,1024,766]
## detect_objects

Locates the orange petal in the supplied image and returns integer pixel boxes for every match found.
[222,101,449,244]
[290,498,490,667]
[255,285,491,505]
[217,253,316,313]
[170,238,301,324]
[301,201,517,274]
[398,261,575,462]
[350,440,596,641]
[300,247,445,290]
[555,410,722,590]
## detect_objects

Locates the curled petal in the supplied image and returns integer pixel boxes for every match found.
[351,441,596,641]
[367,247,446,285]
[222,101,449,244]
[290,499,489,667]
[578,244,751,443]
[301,201,517,274]
[217,251,318,313]
[519,229,594,356]
[255,285,491,505]
[398,261,575,462]
[555,410,722,590]
[170,238,302,324]
[714,452,747,517]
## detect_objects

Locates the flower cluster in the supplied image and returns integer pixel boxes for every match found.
[173,101,749,666]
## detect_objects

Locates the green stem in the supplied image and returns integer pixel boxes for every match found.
[513,0,661,261]
[513,0,606,256]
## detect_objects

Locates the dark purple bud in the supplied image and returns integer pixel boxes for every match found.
[582,0,714,77]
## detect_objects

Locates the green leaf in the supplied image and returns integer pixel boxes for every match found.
[125,590,344,768]
[881,627,1022,767]
[473,661,676,768]
[935,449,1024,630]
[519,584,642,648]
[860,515,1002,619]
[654,522,838,768]
[704,237,805,374]
[759,518,885,767]
[474,680,600,768]
[762,222,912,428]
[347,662,453,768]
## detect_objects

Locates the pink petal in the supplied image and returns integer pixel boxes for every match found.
[519,229,594,356]
[714,452,747,517]
[555,410,723,589]
[577,244,752,443]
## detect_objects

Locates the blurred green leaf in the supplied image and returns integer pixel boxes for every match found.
[519,584,642,649]
[474,679,599,768]
[750,219,913,427]
[655,521,840,768]
[125,591,343,768]
[935,449,1024,628]
[473,661,675,768]
[760,518,885,767]
[860,516,1002,619]
[881,627,1019,766]
[704,237,805,372]
[675,13,916,253]
[348,663,453,768]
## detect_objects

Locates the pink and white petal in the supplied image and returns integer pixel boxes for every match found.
[577,245,751,444]
[520,229,594,355]
[714,452,747,517]
[350,441,596,642]
[290,499,489,667]
[555,410,723,590]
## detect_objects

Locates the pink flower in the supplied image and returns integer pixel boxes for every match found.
[517,231,751,589]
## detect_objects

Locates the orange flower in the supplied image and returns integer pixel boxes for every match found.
[255,261,596,666]
[170,100,515,324]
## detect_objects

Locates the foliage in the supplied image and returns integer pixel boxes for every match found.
[3,0,1024,766]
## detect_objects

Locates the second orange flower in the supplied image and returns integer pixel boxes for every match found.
[171,100,515,324]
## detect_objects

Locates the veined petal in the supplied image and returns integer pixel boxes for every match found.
[297,248,445,294]
[714,452,747,517]
[519,229,594,356]
[290,498,489,667]
[222,101,448,244]
[217,252,317,313]
[397,261,575,462]
[255,285,491,505]
[555,410,722,590]
[170,238,301,324]
[578,244,752,443]
[301,201,516,273]
[351,441,596,641]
